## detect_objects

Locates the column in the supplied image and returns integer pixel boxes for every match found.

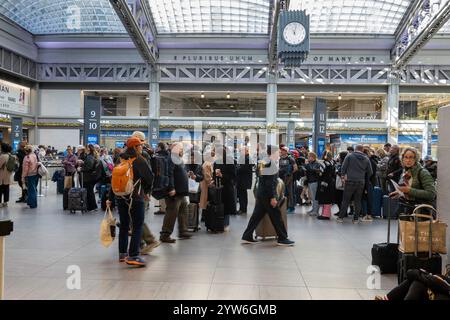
[32,83,40,145]
[148,66,160,148]
[266,72,278,145]
[387,78,399,145]
[437,106,450,264]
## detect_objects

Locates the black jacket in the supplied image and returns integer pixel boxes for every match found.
[387,153,402,182]
[14,148,26,181]
[306,160,321,183]
[256,160,278,199]
[368,155,379,186]
[185,164,204,183]
[237,154,253,190]
[81,154,97,184]
[168,154,189,197]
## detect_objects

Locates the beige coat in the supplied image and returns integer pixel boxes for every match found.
[0,154,12,185]
[199,161,213,210]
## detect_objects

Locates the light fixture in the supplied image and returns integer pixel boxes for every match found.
[338,94,342,100]
[292,105,298,109]
[229,105,234,108]
[226,92,231,99]
[205,104,210,108]
[145,96,149,100]
[109,96,114,100]
[301,94,305,100]
[200,92,205,99]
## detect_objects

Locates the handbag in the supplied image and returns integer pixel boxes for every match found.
[38,162,48,177]
[64,176,73,189]
[100,207,117,248]
[335,175,344,190]
[399,204,447,255]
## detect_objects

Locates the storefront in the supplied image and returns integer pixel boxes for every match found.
[398,134,439,160]
[330,134,387,155]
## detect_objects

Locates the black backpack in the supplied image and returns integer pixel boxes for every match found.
[151,154,170,199]
[91,159,103,183]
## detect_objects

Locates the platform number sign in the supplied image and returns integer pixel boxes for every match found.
[313,98,327,157]
[287,121,295,150]
[84,96,101,146]
[11,117,22,151]
[149,119,160,149]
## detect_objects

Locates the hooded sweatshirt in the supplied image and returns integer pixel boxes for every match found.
[341,151,373,183]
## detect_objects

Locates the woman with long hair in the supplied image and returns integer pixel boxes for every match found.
[81,144,100,212]
[316,151,336,220]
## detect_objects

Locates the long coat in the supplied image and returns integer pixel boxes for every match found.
[316,160,336,205]
[0,154,12,185]
[213,158,237,215]
[199,161,213,210]
[236,154,253,190]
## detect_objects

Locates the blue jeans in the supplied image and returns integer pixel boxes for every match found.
[308,182,319,213]
[117,198,145,258]
[26,175,39,208]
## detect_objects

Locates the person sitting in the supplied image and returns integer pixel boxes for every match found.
[375,268,450,300]
[389,147,436,215]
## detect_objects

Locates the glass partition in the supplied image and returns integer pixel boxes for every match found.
[399,94,450,120]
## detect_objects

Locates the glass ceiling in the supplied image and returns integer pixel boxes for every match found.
[289,0,412,34]
[0,0,126,35]
[147,0,271,34]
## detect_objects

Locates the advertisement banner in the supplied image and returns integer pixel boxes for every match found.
[83,96,101,146]
[0,79,30,114]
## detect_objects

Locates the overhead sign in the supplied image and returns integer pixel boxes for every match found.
[83,96,101,146]
[149,119,159,149]
[11,117,23,151]
[0,79,30,114]
[332,134,387,144]
[287,121,295,150]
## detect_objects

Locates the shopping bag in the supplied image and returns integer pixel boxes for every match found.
[64,176,73,189]
[100,207,117,248]
[188,179,200,193]
[399,205,447,255]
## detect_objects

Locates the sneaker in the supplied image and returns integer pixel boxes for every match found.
[287,208,295,214]
[277,239,295,246]
[160,236,176,243]
[16,198,25,203]
[362,215,373,222]
[307,211,318,216]
[141,241,161,255]
[178,232,193,239]
[241,237,258,244]
[119,253,128,262]
[224,225,231,232]
[336,218,344,223]
[125,256,146,267]
[237,210,247,215]
[352,218,361,224]
[317,216,330,220]
[154,211,166,215]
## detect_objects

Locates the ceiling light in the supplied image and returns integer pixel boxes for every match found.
[145,97,149,100]
[338,94,342,100]
[230,105,234,108]
[226,93,231,99]
[109,96,114,100]
[301,94,305,100]
[200,92,205,99]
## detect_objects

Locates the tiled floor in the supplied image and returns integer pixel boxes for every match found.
[1,183,402,300]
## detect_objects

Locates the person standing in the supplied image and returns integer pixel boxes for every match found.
[14,141,27,203]
[236,147,253,215]
[153,142,169,215]
[22,145,39,209]
[423,155,437,181]
[278,147,298,213]
[62,146,77,188]
[0,143,13,207]
[376,148,390,194]
[305,152,321,216]
[160,142,193,243]
[81,144,100,212]
[387,145,402,185]
[383,143,392,156]
[241,145,295,246]
[199,145,214,221]
[334,151,348,216]
[361,148,379,222]
[337,145,373,224]
[316,151,336,220]
[107,137,154,267]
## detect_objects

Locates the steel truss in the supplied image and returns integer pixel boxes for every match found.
[0,46,37,80]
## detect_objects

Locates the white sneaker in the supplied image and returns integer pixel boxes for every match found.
[361,215,373,222]
[224,226,231,232]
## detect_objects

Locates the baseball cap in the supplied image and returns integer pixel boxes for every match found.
[132,131,146,142]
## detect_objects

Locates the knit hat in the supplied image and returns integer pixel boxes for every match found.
[126,136,143,148]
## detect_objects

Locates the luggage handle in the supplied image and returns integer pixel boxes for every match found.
[412,204,437,220]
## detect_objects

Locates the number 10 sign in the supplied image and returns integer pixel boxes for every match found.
[84,96,101,146]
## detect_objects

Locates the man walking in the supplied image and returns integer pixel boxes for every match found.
[337,145,373,224]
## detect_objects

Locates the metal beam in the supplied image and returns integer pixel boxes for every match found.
[109,0,158,66]
[393,0,423,39]
[392,0,450,70]
[268,0,289,73]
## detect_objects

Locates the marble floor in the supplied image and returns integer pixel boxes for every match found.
[1,182,402,300]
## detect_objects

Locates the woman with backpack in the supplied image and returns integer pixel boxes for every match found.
[107,137,154,267]
[81,144,100,212]
[0,143,14,207]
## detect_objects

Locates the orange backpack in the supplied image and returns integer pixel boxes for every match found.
[111,158,139,196]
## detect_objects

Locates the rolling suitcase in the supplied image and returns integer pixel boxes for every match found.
[371,194,399,274]
[63,188,69,210]
[205,203,225,233]
[68,173,87,214]
[397,208,442,284]
[372,186,383,217]
[187,203,200,232]
[256,198,288,240]
[383,195,399,219]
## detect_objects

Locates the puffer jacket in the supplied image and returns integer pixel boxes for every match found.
[403,163,436,204]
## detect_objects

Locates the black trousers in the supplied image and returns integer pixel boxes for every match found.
[339,181,365,219]
[242,197,288,241]
[84,181,98,211]
[387,280,429,300]
[237,186,248,213]
[0,184,10,203]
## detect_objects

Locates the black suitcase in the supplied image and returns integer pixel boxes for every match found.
[383,195,399,219]
[205,203,225,233]
[371,194,399,274]
[208,177,223,205]
[68,188,87,213]
[63,188,69,210]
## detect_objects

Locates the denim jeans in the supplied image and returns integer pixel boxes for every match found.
[117,198,145,258]
[26,175,39,208]
[308,182,319,213]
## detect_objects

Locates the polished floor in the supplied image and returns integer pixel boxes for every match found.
[1,182,399,300]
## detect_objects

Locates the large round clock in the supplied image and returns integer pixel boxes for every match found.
[283,22,306,46]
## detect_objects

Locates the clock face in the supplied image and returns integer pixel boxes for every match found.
[283,22,306,46]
